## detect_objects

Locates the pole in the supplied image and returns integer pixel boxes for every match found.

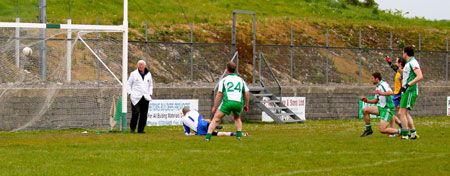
[326,28,329,85]
[190,22,194,81]
[446,35,448,85]
[15,18,20,68]
[121,0,128,133]
[252,14,256,85]
[390,32,393,83]
[145,21,149,65]
[39,0,47,80]
[359,30,362,86]
[67,19,72,82]
[419,33,421,63]
[290,27,293,84]
[232,12,236,55]
[96,17,100,86]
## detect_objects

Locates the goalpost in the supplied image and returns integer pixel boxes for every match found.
[0,0,129,132]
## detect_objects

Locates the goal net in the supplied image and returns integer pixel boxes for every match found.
[0,21,129,131]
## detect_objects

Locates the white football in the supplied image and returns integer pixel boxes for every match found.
[23,47,32,56]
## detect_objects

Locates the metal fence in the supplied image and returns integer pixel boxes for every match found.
[1,18,449,88]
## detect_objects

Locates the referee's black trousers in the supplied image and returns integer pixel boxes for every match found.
[131,97,149,133]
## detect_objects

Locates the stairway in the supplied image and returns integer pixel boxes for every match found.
[249,86,304,124]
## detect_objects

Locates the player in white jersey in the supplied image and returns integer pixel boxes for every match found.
[398,46,423,140]
[360,72,400,137]
[205,62,250,141]
[181,107,247,137]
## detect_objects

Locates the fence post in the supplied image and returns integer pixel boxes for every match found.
[232,12,236,55]
[419,33,421,63]
[15,17,20,68]
[290,27,294,85]
[145,21,149,66]
[359,30,362,86]
[326,28,329,85]
[252,13,256,85]
[39,0,47,80]
[390,31,393,82]
[67,18,72,82]
[96,17,100,87]
[190,22,194,81]
[447,35,448,85]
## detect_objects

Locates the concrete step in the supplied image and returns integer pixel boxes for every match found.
[283,119,304,123]
[249,87,265,92]
[267,107,288,110]
[253,94,273,97]
[258,100,281,104]
[276,112,296,116]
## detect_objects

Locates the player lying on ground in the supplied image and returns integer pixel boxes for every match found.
[360,72,401,137]
[181,107,248,137]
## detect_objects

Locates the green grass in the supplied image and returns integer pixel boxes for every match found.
[0,0,449,29]
[0,116,449,175]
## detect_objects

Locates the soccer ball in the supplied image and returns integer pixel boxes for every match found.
[22,47,32,56]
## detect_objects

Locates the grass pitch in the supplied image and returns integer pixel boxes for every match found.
[0,116,449,175]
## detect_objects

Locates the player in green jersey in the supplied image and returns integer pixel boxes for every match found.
[398,46,423,140]
[205,62,250,141]
[360,72,401,137]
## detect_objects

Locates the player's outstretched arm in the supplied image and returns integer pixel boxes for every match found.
[376,90,394,96]
[361,97,378,104]
[385,56,399,72]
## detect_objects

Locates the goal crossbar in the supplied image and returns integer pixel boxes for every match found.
[0,22,123,32]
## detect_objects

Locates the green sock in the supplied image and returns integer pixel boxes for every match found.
[410,129,416,133]
[205,133,212,140]
[402,129,408,137]
[365,123,372,131]
[236,131,242,138]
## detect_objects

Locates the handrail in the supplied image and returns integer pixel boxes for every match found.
[259,52,282,102]
[213,51,239,92]
[211,51,239,117]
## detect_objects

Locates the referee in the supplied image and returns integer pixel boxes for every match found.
[127,60,153,133]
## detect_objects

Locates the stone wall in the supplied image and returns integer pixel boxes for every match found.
[0,86,448,131]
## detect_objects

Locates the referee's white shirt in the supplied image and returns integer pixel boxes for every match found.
[127,69,153,105]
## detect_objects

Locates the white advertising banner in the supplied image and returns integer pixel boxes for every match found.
[447,97,450,116]
[147,99,199,126]
[262,97,306,121]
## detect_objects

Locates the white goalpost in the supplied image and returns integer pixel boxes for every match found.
[0,0,129,132]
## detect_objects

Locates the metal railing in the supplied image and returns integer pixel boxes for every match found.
[258,52,282,102]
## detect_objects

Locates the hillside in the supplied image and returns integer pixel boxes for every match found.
[0,0,449,85]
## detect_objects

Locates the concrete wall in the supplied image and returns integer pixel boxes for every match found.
[0,86,448,131]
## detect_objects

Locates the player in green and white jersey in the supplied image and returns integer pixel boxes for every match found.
[360,72,400,137]
[398,46,423,140]
[205,62,250,141]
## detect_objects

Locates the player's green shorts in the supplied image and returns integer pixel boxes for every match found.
[378,106,394,122]
[219,100,244,116]
[399,92,418,110]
